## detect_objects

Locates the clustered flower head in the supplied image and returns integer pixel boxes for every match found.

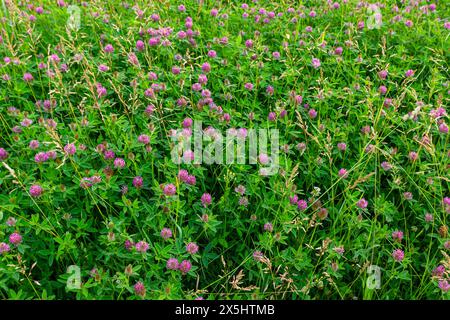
[201,193,212,207]
[134,281,146,297]
[29,184,43,197]
[178,260,192,274]
[160,228,172,240]
[64,143,76,156]
[392,249,405,262]
[392,230,404,242]
[135,241,149,253]
[186,242,199,254]
[311,58,321,68]
[9,232,22,245]
[132,176,143,188]
[163,184,176,196]
[0,242,11,254]
[356,198,368,209]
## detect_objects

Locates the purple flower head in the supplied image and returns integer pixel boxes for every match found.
[104,150,115,160]
[432,265,445,277]
[29,140,40,150]
[148,37,160,46]
[133,176,143,188]
[357,198,368,209]
[166,258,179,270]
[113,157,126,169]
[244,82,254,91]
[182,118,193,128]
[308,109,317,119]
[253,250,264,262]
[201,193,212,207]
[45,151,57,161]
[183,149,194,162]
[337,142,347,151]
[179,260,192,274]
[237,128,248,138]
[444,197,450,207]
[201,62,211,73]
[439,280,450,292]
[124,240,134,251]
[135,241,149,253]
[96,83,107,97]
[160,228,172,240]
[178,169,189,182]
[445,241,450,250]
[30,184,43,197]
[268,112,276,121]
[192,83,202,91]
[235,185,246,196]
[311,58,321,69]
[208,50,217,58]
[64,143,76,155]
[98,64,109,72]
[392,249,404,262]
[289,194,299,205]
[439,123,448,134]
[383,98,393,107]
[6,217,17,227]
[409,151,418,162]
[104,44,114,53]
[138,134,150,144]
[0,243,10,254]
[239,197,249,207]
[403,192,413,200]
[378,70,388,79]
[392,230,404,242]
[9,232,22,245]
[134,281,146,297]
[258,153,269,165]
[145,104,155,116]
[264,222,273,232]
[405,69,415,78]
[338,168,348,178]
[136,40,145,51]
[186,242,199,254]
[20,118,33,127]
[381,161,392,171]
[0,148,9,160]
[297,200,308,211]
[34,152,49,163]
[163,184,176,196]
[172,66,181,75]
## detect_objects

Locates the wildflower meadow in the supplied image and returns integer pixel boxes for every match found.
[0,0,449,301]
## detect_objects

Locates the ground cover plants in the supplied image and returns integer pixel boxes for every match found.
[0,0,449,300]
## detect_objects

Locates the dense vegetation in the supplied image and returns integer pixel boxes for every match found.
[0,0,449,300]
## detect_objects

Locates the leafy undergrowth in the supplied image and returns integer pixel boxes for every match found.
[0,0,449,300]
